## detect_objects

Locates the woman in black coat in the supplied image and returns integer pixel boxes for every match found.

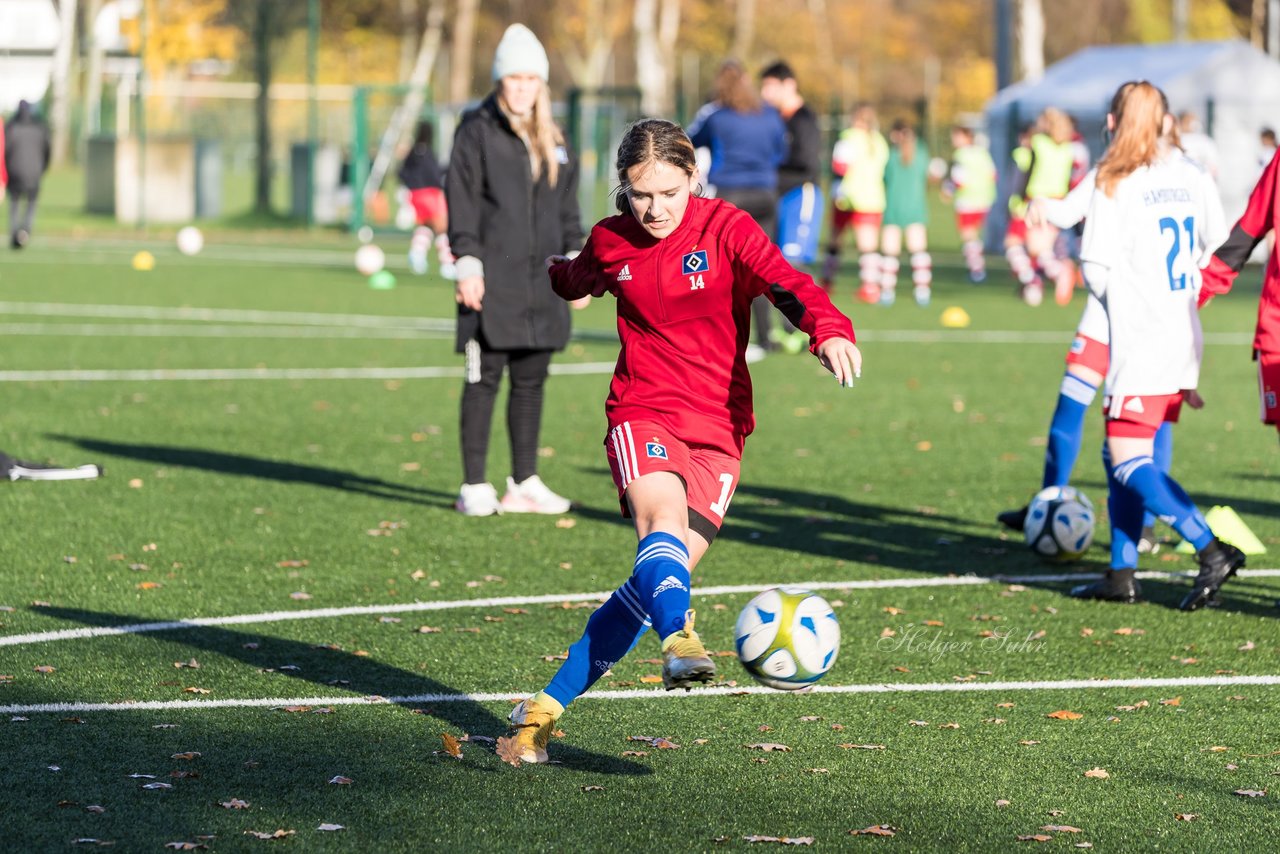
[446,24,584,516]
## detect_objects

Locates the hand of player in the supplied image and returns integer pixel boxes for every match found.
[1025,199,1046,227]
[816,337,862,388]
[456,276,484,311]
[1183,388,1205,409]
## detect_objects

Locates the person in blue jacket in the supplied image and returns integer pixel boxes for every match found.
[688,60,787,355]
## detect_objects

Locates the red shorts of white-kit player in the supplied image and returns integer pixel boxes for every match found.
[606,419,740,544]
[409,187,446,226]
[955,210,987,232]
[1065,333,1109,376]
[1104,393,1183,439]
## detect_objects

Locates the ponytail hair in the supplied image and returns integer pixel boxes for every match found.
[1096,81,1170,197]
[613,119,700,213]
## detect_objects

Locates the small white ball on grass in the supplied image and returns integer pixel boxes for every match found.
[355,243,386,276]
[176,226,204,256]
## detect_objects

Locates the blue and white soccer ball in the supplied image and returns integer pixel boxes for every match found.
[1024,485,1095,561]
[735,587,840,691]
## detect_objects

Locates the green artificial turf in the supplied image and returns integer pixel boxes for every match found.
[2,221,1278,851]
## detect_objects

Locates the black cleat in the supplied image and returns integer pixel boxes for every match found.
[1136,525,1160,554]
[1070,570,1142,603]
[1179,538,1246,611]
[997,505,1029,532]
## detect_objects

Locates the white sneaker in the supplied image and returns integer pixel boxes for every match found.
[456,482,502,516]
[500,475,571,514]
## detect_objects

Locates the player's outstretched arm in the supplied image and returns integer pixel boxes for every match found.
[816,337,862,388]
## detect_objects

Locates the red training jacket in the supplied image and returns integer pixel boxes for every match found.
[1200,147,1280,356]
[549,195,856,455]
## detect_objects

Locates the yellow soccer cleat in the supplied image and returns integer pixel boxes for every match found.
[506,691,564,764]
[660,609,716,691]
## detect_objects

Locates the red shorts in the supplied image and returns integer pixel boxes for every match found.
[831,207,882,237]
[1104,393,1183,438]
[605,419,740,543]
[409,187,446,226]
[1006,216,1027,242]
[1259,350,1280,427]
[955,210,988,232]
[1065,334,1109,375]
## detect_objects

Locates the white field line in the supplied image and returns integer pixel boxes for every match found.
[0,302,1253,346]
[0,362,618,383]
[4,569,1278,649]
[3,674,1280,716]
[0,323,448,340]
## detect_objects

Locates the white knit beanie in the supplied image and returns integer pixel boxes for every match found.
[491,24,549,83]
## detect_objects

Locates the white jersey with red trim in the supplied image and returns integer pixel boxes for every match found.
[1081,151,1227,397]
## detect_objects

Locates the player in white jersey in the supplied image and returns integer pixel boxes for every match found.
[999,159,1171,552]
[1066,81,1243,610]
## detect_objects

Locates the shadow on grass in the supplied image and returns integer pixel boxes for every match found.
[32,604,651,777]
[49,436,456,509]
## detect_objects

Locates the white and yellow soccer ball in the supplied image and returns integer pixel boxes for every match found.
[735,587,840,691]
[1024,485,1095,561]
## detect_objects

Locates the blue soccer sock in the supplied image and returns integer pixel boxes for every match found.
[1103,445,1142,569]
[543,576,651,709]
[632,531,692,641]
[1143,422,1175,529]
[1112,455,1213,552]
[1042,373,1097,488]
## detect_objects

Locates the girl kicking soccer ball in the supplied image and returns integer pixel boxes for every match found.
[1067,81,1244,610]
[505,119,862,763]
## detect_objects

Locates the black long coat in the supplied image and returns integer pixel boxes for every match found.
[446,95,584,352]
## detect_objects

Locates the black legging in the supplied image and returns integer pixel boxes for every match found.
[718,187,781,347]
[459,339,553,486]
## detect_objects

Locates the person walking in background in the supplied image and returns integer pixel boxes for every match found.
[760,60,823,353]
[4,100,50,250]
[1178,110,1219,180]
[446,24,584,517]
[824,104,890,304]
[1019,108,1077,306]
[688,60,787,357]
[397,120,453,278]
[879,119,933,307]
[510,119,860,764]
[942,124,996,283]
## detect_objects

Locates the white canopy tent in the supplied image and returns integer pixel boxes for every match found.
[983,40,1280,251]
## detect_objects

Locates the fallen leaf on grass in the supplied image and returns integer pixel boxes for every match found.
[290,592,312,601]
[136,581,162,590]
[1112,627,1144,636]
[1175,813,1198,821]
[1019,740,1040,746]
[1159,696,1182,706]
[799,715,821,722]
[173,659,199,669]
[995,799,1011,808]
[440,733,462,759]
[1239,641,1256,651]
[85,805,105,814]
[909,720,930,727]
[496,736,524,767]
[639,675,664,684]
[276,560,309,569]
[839,743,887,750]
[244,830,295,840]
[621,750,649,757]
[328,776,353,785]
[1203,746,1230,753]
[317,824,345,832]
[806,768,829,774]
[219,799,250,809]
[170,771,199,779]
[417,626,442,634]
[1083,768,1110,779]
[849,826,896,837]
[555,518,577,529]
[1234,789,1267,798]
[1041,825,1083,833]
[996,702,1015,709]
[171,752,201,761]
[882,606,905,615]
[141,782,173,790]
[581,785,605,792]
[164,844,208,851]
[742,836,814,846]
[1016,835,1053,843]
[745,743,791,752]
[34,665,55,674]
[1047,710,1084,720]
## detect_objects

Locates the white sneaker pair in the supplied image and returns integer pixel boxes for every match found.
[455,475,571,516]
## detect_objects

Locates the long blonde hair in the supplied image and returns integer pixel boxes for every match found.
[1095,81,1169,197]
[498,81,564,187]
